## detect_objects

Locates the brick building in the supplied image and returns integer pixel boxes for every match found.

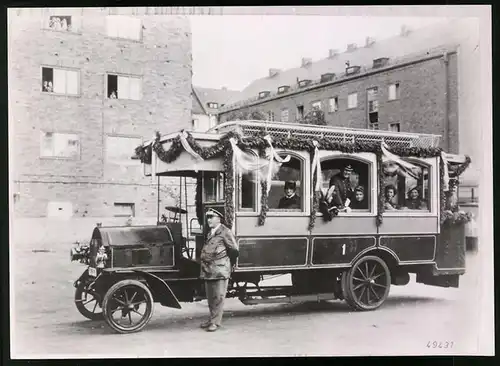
[9,8,192,221]
[218,19,482,200]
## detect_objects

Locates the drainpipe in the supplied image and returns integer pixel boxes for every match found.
[443,52,450,152]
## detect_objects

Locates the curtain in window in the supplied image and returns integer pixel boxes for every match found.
[66,70,78,95]
[53,69,66,94]
[117,76,130,99]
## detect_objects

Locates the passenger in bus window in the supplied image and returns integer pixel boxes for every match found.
[403,186,428,210]
[278,181,301,209]
[328,164,354,207]
[350,185,368,210]
[384,185,399,210]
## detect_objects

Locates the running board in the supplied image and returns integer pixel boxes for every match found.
[240,293,337,305]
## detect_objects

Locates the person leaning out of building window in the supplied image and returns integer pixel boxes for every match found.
[199,208,239,332]
[384,184,399,210]
[350,185,368,210]
[403,186,428,210]
[278,180,301,209]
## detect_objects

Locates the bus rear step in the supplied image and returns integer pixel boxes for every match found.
[240,292,337,305]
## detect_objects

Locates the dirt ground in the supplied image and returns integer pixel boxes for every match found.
[10,242,486,358]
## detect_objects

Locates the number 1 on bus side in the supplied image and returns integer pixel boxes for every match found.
[342,244,346,255]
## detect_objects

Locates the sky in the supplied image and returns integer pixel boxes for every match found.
[190,14,451,91]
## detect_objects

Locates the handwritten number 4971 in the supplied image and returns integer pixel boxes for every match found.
[427,341,453,349]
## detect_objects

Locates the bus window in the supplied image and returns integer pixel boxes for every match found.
[382,159,430,212]
[320,158,371,212]
[203,172,224,203]
[268,154,304,211]
[237,149,258,212]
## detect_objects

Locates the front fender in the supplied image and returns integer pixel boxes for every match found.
[132,270,182,309]
[73,269,89,288]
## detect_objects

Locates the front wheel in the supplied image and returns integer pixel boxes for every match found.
[102,279,154,334]
[74,280,104,321]
[341,255,391,311]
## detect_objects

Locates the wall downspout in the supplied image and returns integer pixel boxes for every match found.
[443,52,450,152]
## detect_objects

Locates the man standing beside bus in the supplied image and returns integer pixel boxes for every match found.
[199,208,239,332]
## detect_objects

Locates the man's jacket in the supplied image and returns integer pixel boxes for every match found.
[200,224,239,280]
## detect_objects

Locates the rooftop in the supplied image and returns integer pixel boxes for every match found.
[220,18,466,112]
[193,86,243,115]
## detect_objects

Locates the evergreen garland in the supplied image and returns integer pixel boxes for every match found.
[135,130,472,230]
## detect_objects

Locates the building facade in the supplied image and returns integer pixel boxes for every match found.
[218,18,482,207]
[192,86,241,132]
[9,8,193,219]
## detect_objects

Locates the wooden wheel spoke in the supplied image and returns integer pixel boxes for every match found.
[364,262,369,278]
[112,296,127,306]
[130,300,146,307]
[131,309,144,317]
[111,306,125,314]
[129,291,137,303]
[368,263,377,278]
[356,267,367,280]
[371,272,385,281]
[352,276,365,282]
[92,301,98,313]
[372,282,387,289]
[124,290,129,304]
[128,312,133,325]
[353,282,365,291]
[369,285,381,301]
[358,286,367,303]
[366,285,371,304]
[82,298,96,306]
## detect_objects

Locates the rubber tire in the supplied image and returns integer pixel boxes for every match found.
[75,281,104,321]
[102,279,154,334]
[341,255,391,311]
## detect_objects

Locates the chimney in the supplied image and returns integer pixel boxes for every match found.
[269,68,280,77]
[346,43,357,52]
[400,25,411,37]
[365,37,375,47]
[328,49,339,58]
[301,57,312,68]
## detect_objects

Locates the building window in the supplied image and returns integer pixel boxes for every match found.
[42,67,79,95]
[367,87,379,126]
[382,159,431,212]
[281,109,289,122]
[40,131,80,159]
[388,83,400,101]
[268,111,275,121]
[113,203,135,217]
[106,136,142,165]
[47,15,77,32]
[311,101,322,111]
[347,93,358,109]
[328,97,338,113]
[106,15,142,41]
[207,102,218,109]
[107,74,142,100]
[278,86,290,94]
[369,124,380,130]
[296,105,304,120]
[389,123,401,132]
[268,154,304,212]
[192,119,199,131]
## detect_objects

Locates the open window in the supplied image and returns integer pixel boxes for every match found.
[268,153,304,212]
[318,154,375,214]
[381,158,432,213]
[236,149,258,212]
[203,171,225,203]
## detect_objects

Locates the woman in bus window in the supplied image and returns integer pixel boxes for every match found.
[350,185,368,210]
[404,186,428,210]
[384,184,399,210]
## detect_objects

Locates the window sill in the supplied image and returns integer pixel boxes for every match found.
[387,98,400,103]
[105,35,143,43]
[316,211,376,217]
[40,156,80,161]
[106,98,143,103]
[346,107,357,110]
[42,28,82,35]
[383,211,437,217]
[266,211,309,217]
[41,91,81,98]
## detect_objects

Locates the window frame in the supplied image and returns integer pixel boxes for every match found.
[328,97,339,113]
[106,72,143,101]
[105,134,143,165]
[105,15,143,42]
[382,156,438,217]
[236,148,260,214]
[266,150,309,217]
[311,100,322,111]
[280,108,289,122]
[347,92,358,109]
[389,123,401,132]
[40,65,81,97]
[41,14,82,34]
[202,171,225,204]
[316,152,377,217]
[39,130,81,161]
[388,83,400,101]
[113,202,136,217]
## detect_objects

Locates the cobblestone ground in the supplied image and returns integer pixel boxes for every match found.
[11,243,485,358]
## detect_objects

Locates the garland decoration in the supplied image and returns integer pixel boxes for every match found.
[134,130,472,231]
[258,145,269,226]
[195,174,203,226]
[441,210,473,226]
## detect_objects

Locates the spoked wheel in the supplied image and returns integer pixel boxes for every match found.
[102,280,154,334]
[341,256,391,311]
[75,281,104,321]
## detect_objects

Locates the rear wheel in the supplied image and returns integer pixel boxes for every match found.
[342,255,391,311]
[102,280,154,334]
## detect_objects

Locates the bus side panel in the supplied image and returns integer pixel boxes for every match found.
[310,216,378,235]
[378,216,439,235]
[434,224,466,272]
